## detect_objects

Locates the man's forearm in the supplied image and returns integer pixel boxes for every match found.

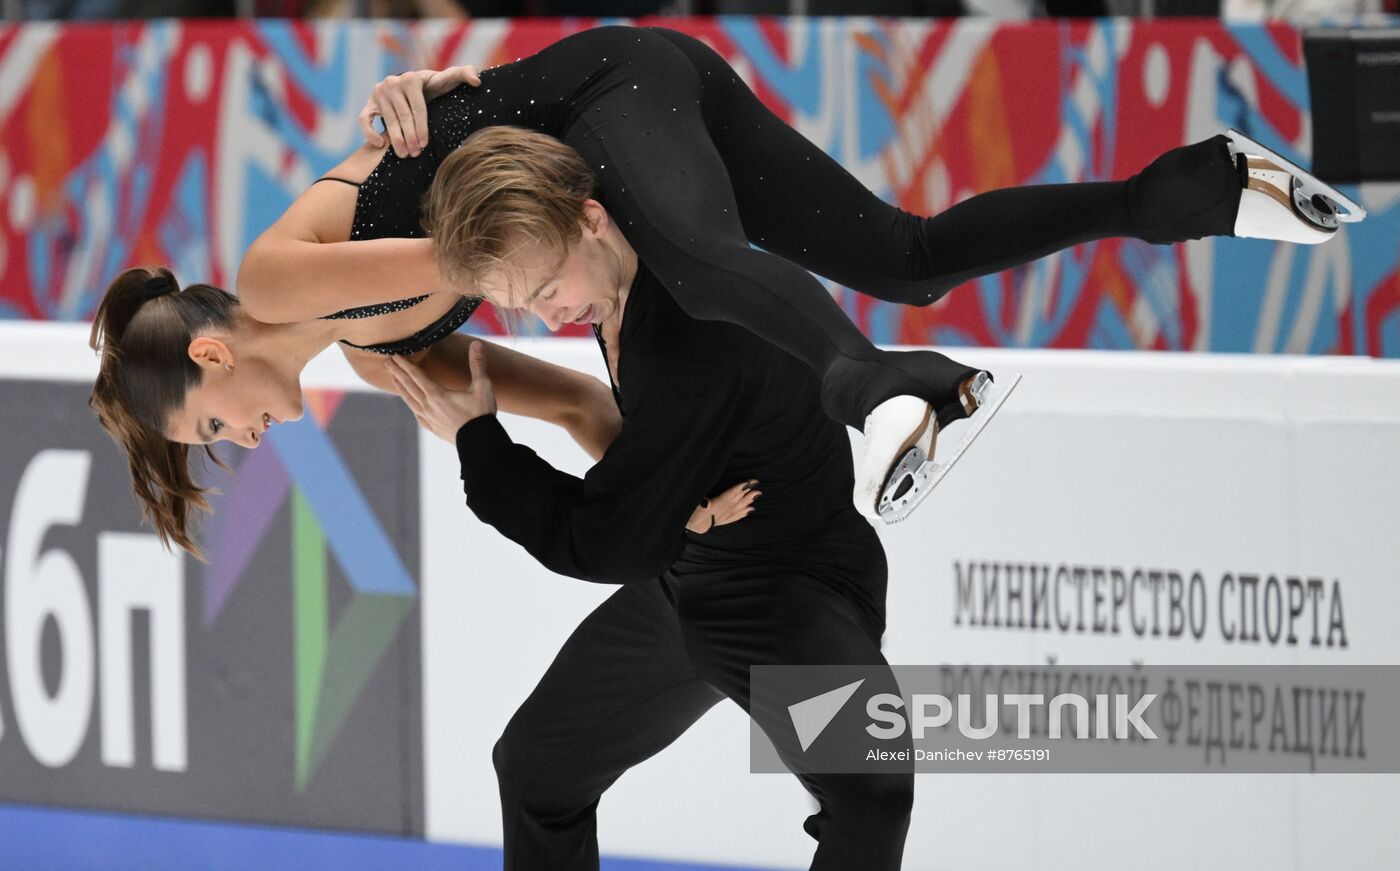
[456,415,682,585]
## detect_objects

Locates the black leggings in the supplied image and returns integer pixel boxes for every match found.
[543,27,1241,426]
[493,566,911,870]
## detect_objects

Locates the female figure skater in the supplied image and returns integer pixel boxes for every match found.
[88,268,756,555]
[388,125,913,870]
[93,25,1362,552]
[242,25,1361,524]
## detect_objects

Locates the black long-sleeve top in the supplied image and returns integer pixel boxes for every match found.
[455,264,886,611]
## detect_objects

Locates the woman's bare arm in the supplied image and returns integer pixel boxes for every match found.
[421,335,621,460]
[341,335,621,460]
[239,229,449,324]
[238,66,486,324]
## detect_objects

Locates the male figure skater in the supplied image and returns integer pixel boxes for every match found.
[388,126,914,870]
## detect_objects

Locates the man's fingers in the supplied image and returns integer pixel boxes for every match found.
[389,355,440,399]
[385,85,421,157]
[408,85,429,151]
[395,382,423,418]
[367,66,475,153]
[376,85,410,157]
[388,363,425,408]
[374,79,418,157]
[357,105,385,148]
[424,65,482,100]
[387,358,436,408]
[467,342,491,390]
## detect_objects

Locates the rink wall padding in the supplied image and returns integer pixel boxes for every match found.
[416,340,1400,871]
[0,373,425,835]
[2,326,1400,868]
[3,325,1394,869]
[1,16,1398,355]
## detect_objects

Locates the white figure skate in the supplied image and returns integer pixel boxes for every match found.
[1225,129,1366,244]
[853,371,1021,524]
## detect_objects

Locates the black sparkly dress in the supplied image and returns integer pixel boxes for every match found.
[330,25,1238,425]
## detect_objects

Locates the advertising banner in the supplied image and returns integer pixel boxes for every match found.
[418,343,1400,870]
[0,380,423,835]
[3,326,1396,869]
[1,18,1397,356]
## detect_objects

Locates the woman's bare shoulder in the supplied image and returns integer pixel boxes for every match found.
[271,144,390,244]
[322,143,390,185]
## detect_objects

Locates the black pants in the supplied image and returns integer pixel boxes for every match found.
[493,565,911,870]
[550,26,1241,426]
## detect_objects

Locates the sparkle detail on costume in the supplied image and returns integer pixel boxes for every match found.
[317,84,492,351]
[321,295,430,320]
[322,27,1245,421]
[338,296,483,356]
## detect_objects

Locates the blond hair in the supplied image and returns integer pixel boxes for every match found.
[424,125,597,312]
[89,267,237,559]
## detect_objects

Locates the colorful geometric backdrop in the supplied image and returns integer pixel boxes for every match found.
[1,17,1397,355]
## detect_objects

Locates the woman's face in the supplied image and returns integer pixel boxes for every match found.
[166,350,304,449]
[478,203,631,331]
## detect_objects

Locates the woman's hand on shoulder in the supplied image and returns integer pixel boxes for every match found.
[359,65,482,159]
[686,480,761,535]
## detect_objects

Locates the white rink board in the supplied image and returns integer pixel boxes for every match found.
[4,324,1393,870]
[418,341,1400,871]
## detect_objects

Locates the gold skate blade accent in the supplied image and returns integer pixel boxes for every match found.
[894,403,934,463]
[960,370,991,416]
[1245,170,1338,234]
[1226,128,1366,222]
[1245,174,1295,211]
[876,373,1021,524]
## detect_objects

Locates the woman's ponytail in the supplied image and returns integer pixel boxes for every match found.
[89,267,238,559]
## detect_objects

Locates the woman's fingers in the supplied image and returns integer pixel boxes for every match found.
[687,480,762,534]
[729,489,761,521]
[709,480,761,526]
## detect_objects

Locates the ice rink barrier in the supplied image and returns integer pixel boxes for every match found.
[1,323,1396,869]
